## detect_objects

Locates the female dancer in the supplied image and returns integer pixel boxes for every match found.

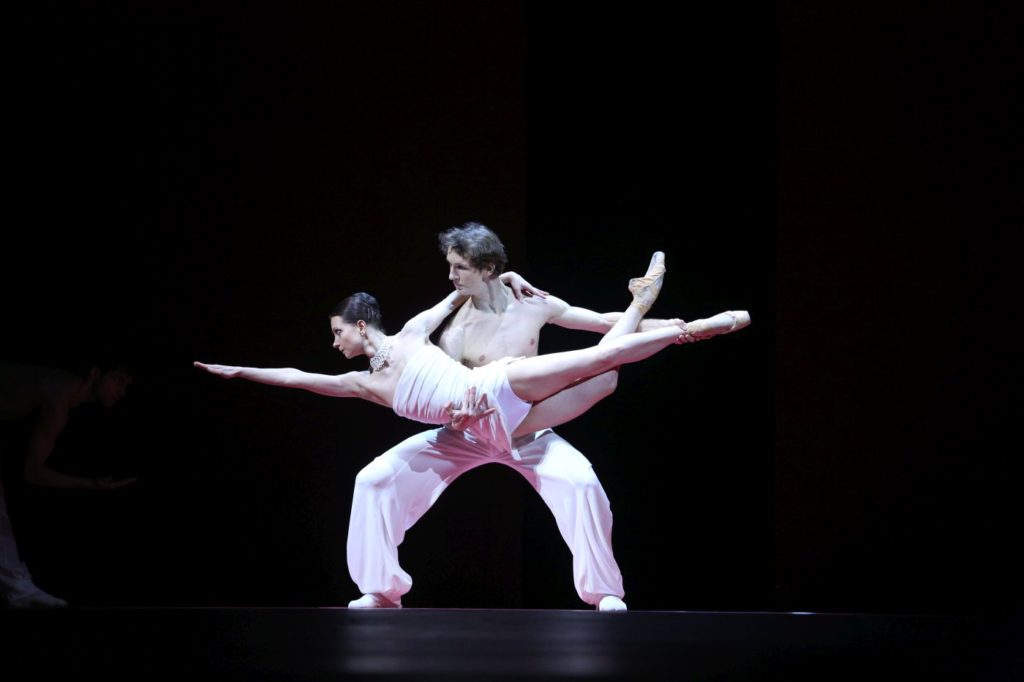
[195,253,749,451]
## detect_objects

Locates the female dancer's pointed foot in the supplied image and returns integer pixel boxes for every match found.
[677,311,751,343]
[628,251,666,314]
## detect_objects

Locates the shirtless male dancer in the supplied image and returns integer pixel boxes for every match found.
[347,222,677,612]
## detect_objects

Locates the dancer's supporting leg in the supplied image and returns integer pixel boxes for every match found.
[516,252,666,614]
[347,428,498,608]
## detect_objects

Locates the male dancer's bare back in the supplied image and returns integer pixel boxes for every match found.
[346,225,668,612]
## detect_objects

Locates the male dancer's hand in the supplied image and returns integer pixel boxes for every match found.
[444,386,496,431]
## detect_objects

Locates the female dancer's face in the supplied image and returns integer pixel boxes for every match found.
[330,316,365,359]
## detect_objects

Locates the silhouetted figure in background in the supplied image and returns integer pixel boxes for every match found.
[0,362,136,608]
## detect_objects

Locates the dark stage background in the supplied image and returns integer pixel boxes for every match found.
[3,2,1018,615]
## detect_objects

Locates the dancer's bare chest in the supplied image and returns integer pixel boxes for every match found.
[438,306,542,368]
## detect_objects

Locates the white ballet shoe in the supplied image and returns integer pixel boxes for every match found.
[347,593,402,609]
[628,251,666,314]
[677,310,751,343]
[597,595,628,612]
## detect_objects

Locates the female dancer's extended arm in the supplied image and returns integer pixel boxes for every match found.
[400,271,544,337]
[400,290,468,336]
[193,362,371,399]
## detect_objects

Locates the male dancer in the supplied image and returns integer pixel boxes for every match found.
[347,223,675,611]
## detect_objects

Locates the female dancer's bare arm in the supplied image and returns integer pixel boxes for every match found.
[399,291,468,337]
[403,272,547,336]
[193,362,372,400]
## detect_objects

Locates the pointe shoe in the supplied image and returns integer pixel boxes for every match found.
[678,310,751,343]
[597,595,628,612]
[628,251,666,314]
[347,593,402,609]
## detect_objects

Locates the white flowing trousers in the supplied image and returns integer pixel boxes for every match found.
[347,427,625,606]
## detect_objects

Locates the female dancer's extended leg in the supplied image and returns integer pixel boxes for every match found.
[510,252,666,434]
[506,249,749,405]
[507,322,688,403]
[507,249,667,430]
[507,307,750,405]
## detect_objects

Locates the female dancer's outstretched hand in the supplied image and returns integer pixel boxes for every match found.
[500,271,550,302]
[194,361,242,378]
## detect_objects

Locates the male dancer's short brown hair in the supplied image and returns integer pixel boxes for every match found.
[438,222,508,276]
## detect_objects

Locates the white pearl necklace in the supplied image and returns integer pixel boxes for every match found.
[369,336,393,373]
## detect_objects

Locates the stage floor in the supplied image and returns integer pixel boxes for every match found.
[2,607,1019,680]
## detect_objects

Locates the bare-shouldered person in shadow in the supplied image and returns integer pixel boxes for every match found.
[0,361,136,608]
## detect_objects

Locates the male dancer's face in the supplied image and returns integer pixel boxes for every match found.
[446,248,491,298]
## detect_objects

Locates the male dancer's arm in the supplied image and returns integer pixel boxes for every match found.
[541,296,674,333]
